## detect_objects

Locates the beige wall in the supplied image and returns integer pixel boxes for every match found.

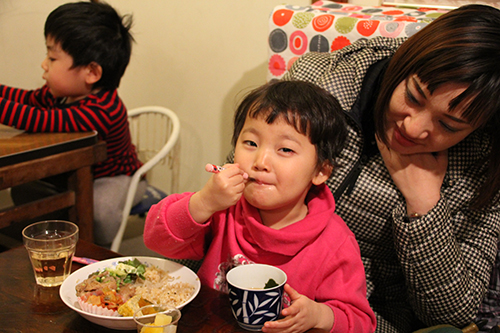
[0,0,310,195]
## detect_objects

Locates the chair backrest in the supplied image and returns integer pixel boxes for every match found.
[267,1,449,80]
[110,106,180,252]
[128,106,181,194]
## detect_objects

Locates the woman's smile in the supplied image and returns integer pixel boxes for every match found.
[393,125,418,148]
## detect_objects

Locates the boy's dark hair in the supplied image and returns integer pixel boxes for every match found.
[232,80,347,168]
[44,1,133,90]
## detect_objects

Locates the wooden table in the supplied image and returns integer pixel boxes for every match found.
[0,127,107,242]
[0,241,326,332]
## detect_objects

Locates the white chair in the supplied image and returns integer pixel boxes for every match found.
[110,106,180,252]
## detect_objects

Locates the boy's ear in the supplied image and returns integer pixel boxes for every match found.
[312,161,333,186]
[84,62,102,85]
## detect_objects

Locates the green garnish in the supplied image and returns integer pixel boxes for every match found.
[120,259,146,281]
[104,258,147,286]
[264,278,278,289]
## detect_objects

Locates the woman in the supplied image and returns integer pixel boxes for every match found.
[279,4,500,333]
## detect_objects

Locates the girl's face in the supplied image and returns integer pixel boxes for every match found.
[234,113,328,222]
[385,75,478,155]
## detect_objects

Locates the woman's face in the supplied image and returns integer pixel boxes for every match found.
[384,75,478,155]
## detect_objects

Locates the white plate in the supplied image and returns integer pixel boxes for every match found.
[59,256,201,330]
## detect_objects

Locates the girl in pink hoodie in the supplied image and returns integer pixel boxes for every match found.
[144,80,376,333]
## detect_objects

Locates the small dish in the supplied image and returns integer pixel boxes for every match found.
[133,304,181,333]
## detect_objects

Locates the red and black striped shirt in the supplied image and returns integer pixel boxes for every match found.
[0,84,142,178]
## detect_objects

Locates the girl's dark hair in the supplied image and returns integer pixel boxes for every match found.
[44,1,133,90]
[374,4,500,209]
[232,80,347,168]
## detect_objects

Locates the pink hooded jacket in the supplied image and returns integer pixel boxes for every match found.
[144,184,376,333]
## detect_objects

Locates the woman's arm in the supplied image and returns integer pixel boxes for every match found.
[378,136,500,326]
[392,198,500,327]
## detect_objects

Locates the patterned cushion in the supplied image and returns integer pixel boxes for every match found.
[268,0,449,80]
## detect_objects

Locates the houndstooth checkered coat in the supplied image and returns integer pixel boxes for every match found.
[280,37,500,332]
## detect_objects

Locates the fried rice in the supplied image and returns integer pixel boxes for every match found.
[134,266,195,307]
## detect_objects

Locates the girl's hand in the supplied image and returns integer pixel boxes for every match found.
[262,284,334,333]
[189,163,248,223]
[376,136,447,215]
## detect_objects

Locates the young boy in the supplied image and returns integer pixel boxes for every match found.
[144,81,377,333]
[0,2,145,245]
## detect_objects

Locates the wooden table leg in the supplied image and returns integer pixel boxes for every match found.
[67,166,94,242]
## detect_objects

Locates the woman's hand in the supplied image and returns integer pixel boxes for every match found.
[262,284,334,333]
[376,136,447,215]
[189,163,248,223]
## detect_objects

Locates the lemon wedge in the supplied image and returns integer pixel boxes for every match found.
[154,313,172,326]
[140,313,173,333]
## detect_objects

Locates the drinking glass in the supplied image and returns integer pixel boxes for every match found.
[22,220,79,287]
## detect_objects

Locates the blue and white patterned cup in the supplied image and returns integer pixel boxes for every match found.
[226,264,287,331]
